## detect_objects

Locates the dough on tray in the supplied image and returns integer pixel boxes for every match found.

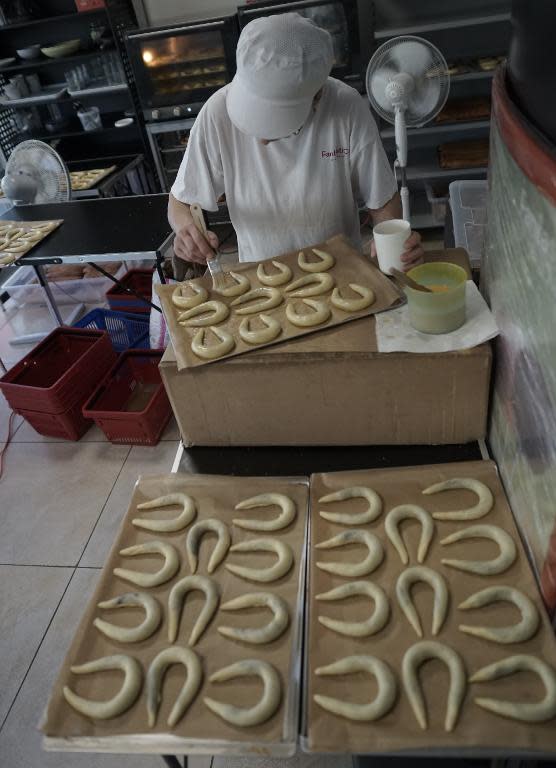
[238,314,281,345]
[318,486,383,526]
[422,477,494,521]
[225,538,294,583]
[214,270,250,298]
[186,518,231,574]
[218,592,289,644]
[231,287,282,315]
[315,529,384,578]
[316,580,390,637]
[133,492,197,532]
[113,541,180,588]
[233,492,296,531]
[458,585,540,644]
[204,659,282,727]
[191,327,235,360]
[177,300,229,327]
[331,283,375,312]
[284,272,334,297]
[168,574,220,645]
[146,646,203,727]
[298,248,335,272]
[396,565,449,637]
[94,592,162,644]
[385,504,435,565]
[256,260,292,287]
[285,298,331,327]
[172,283,208,310]
[63,655,143,720]
[440,524,517,576]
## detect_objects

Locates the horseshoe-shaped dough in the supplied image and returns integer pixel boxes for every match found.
[146,646,203,727]
[191,327,235,360]
[314,655,397,721]
[316,581,390,637]
[233,492,296,532]
[172,283,208,310]
[94,592,162,644]
[315,530,384,578]
[218,592,289,644]
[204,659,281,726]
[458,586,540,644]
[63,655,143,720]
[256,260,292,287]
[133,493,196,533]
[186,518,231,574]
[168,574,220,645]
[331,284,375,312]
[423,477,494,521]
[385,504,435,565]
[284,272,334,297]
[396,566,449,637]
[178,300,229,327]
[214,271,251,298]
[286,298,331,328]
[440,524,517,576]
[226,538,294,583]
[231,287,282,315]
[114,541,180,588]
[298,248,335,272]
[402,641,466,731]
[238,314,281,345]
[318,486,382,526]
[470,655,556,722]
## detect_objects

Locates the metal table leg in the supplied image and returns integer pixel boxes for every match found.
[161,756,182,768]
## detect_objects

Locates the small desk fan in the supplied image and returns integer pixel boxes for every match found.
[366,35,450,222]
[1,139,71,205]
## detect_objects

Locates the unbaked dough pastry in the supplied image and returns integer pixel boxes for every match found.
[256,260,292,287]
[226,538,294,582]
[178,300,229,327]
[114,541,180,587]
[191,327,235,360]
[63,655,142,720]
[318,486,382,526]
[385,504,435,564]
[186,518,231,574]
[286,298,331,327]
[458,586,540,644]
[284,272,334,297]
[133,492,196,532]
[314,655,397,721]
[204,659,282,726]
[218,592,289,644]
[238,314,281,345]
[423,477,494,521]
[315,530,384,577]
[172,283,208,310]
[233,492,296,531]
[396,566,449,637]
[146,646,202,727]
[470,654,556,722]
[316,580,390,637]
[298,248,335,272]
[168,574,220,645]
[214,270,250,298]
[402,641,466,731]
[94,592,162,643]
[231,287,282,315]
[440,524,517,575]
[331,284,375,312]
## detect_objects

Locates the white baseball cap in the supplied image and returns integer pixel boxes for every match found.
[226,12,334,140]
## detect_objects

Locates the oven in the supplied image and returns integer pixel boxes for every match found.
[126,15,239,122]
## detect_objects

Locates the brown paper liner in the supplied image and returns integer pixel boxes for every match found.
[0,219,63,262]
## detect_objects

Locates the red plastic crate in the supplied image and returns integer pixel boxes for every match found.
[106,269,154,315]
[82,350,171,445]
[17,401,92,441]
[0,328,116,414]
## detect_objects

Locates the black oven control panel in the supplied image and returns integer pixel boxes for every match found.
[144,103,204,122]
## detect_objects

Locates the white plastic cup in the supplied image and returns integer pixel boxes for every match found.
[373,219,411,275]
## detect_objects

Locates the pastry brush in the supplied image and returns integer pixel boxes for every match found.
[190,203,227,291]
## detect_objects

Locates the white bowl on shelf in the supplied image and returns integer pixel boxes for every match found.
[41,39,80,59]
[16,44,41,60]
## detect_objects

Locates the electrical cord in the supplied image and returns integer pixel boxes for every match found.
[0,410,17,482]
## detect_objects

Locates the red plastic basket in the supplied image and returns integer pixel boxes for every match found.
[106,269,154,315]
[82,350,171,445]
[18,401,93,441]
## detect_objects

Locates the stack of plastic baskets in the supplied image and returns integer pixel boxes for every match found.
[74,308,149,353]
[106,268,154,314]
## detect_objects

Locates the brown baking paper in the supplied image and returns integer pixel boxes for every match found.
[70,167,117,191]
[0,219,62,266]
[42,473,308,757]
[156,233,403,370]
[305,460,556,756]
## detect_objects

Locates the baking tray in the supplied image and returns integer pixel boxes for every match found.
[156,233,403,370]
[70,166,117,191]
[0,219,62,267]
[42,473,308,757]
[303,460,556,757]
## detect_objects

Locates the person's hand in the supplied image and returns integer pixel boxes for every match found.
[174,222,219,264]
[401,230,424,272]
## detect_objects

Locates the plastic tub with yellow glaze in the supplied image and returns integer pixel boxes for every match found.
[405,262,467,334]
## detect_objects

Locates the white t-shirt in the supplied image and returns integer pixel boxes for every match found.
[171,77,397,263]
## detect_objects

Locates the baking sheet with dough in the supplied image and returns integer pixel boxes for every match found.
[305,460,556,756]
[0,219,62,266]
[156,233,403,370]
[69,166,117,191]
[42,473,308,757]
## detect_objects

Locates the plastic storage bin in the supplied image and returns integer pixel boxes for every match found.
[73,308,150,352]
[106,268,154,314]
[3,264,125,306]
[449,180,488,268]
[424,182,449,225]
[82,350,171,445]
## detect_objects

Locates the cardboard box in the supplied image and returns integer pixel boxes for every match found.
[160,248,491,446]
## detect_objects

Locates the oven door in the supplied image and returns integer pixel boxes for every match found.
[126,18,237,111]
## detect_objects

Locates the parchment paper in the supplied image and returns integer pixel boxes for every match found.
[305,460,556,756]
[0,219,62,266]
[70,166,117,191]
[156,234,402,370]
[42,473,308,757]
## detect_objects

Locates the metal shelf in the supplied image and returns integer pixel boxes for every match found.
[380,119,490,139]
[451,70,497,83]
[0,49,113,74]
[404,164,488,181]
[67,83,128,98]
[0,8,105,33]
[375,11,510,40]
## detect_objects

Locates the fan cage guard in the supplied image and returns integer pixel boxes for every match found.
[5,140,71,204]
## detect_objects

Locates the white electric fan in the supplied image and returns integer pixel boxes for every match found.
[366,35,450,222]
[1,139,71,205]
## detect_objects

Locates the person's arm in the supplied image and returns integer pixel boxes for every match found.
[368,191,425,271]
[168,193,219,265]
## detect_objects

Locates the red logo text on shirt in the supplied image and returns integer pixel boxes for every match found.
[321,146,350,159]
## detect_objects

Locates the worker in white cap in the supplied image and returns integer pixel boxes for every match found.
[169,12,423,268]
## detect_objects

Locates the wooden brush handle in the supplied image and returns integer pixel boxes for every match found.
[190,203,209,238]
